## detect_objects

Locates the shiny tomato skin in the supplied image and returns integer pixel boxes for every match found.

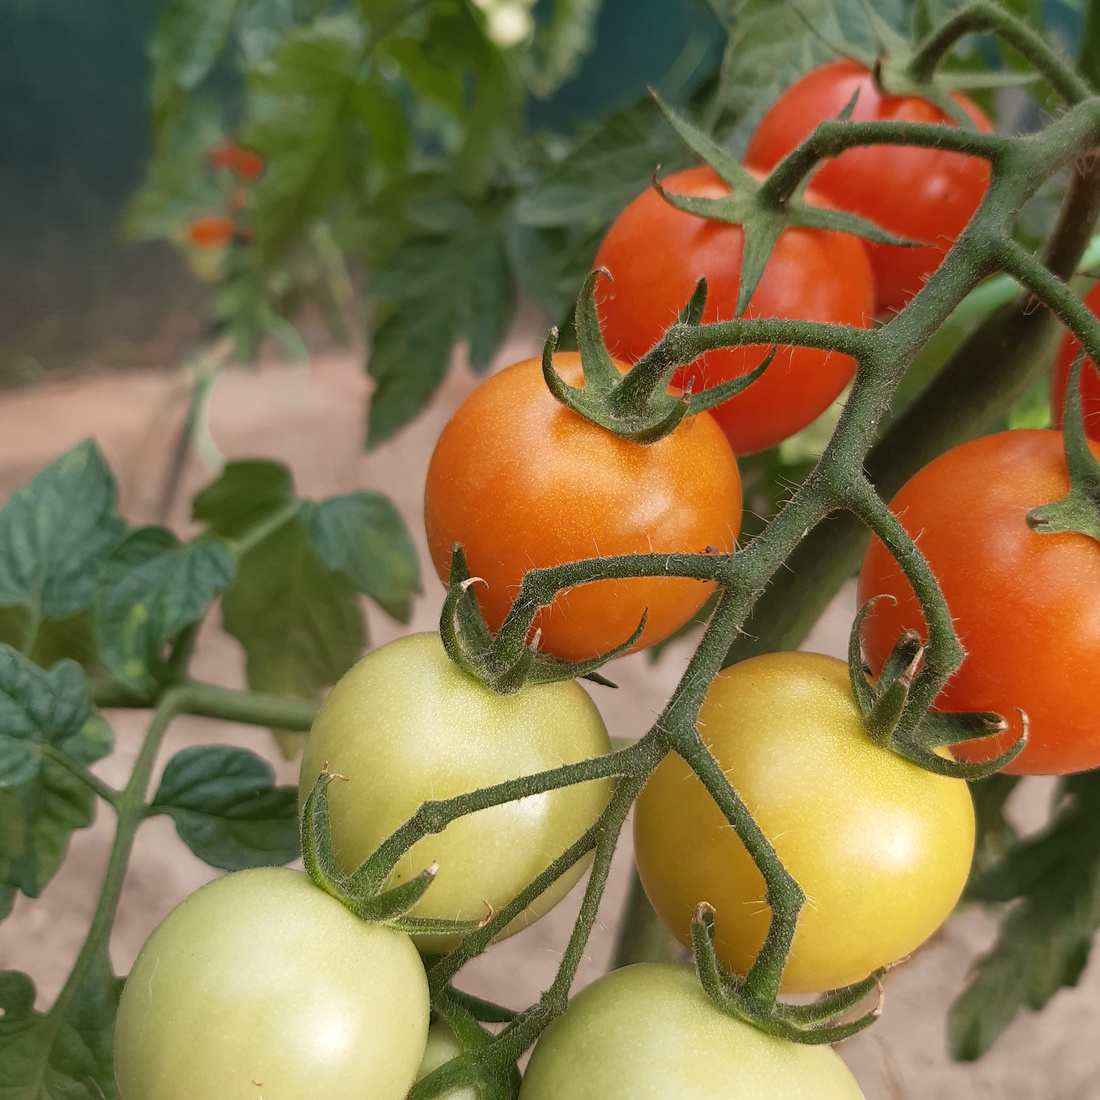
[1051,281,1100,441]
[518,963,865,1099]
[633,653,974,994]
[744,60,992,315]
[424,352,742,661]
[299,632,613,950]
[593,166,874,455]
[859,430,1100,775]
[114,868,429,1100]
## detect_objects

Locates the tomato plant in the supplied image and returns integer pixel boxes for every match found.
[593,166,875,455]
[114,867,430,1100]
[1052,280,1100,440]
[519,963,865,1098]
[186,213,235,248]
[299,631,613,949]
[633,652,975,993]
[424,352,742,661]
[744,60,992,315]
[859,429,1100,775]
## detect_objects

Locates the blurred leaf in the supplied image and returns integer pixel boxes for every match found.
[0,441,127,628]
[527,0,602,98]
[950,772,1100,1060]
[1083,0,1100,94]
[0,648,109,913]
[301,493,420,621]
[192,460,297,540]
[0,949,121,1100]
[0,610,99,675]
[95,529,237,696]
[367,196,514,443]
[150,745,300,869]
[965,772,1021,892]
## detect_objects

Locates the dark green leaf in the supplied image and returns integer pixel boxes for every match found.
[0,950,122,1100]
[0,648,109,910]
[192,460,298,540]
[949,772,1100,1060]
[0,610,100,675]
[0,441,126,624]
[95,529,237,696]
[301,493,420,622]
[150,745,300,869]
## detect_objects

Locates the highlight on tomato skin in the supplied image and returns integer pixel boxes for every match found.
[1051,280,1100,441]
[593,165,875,456]
[858,429,1100,775]
[743,59,992,316]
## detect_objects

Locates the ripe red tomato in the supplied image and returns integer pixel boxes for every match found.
[234,148,265,182]
[1051,281,1100,440]
[744,60,992,316]
[858,430,1100,775]
[207,143,239,171]
[424,352,742,661]
[593,166,874,455]
[187,213,235,248]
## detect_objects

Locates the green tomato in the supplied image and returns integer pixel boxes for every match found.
[412,1022,479,1100]
[519,964,865,1099]
[114,867,429,1100]
[299,632,613,950]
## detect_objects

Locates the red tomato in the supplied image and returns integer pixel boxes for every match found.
[233,148,265,182]
[186,214,235,248]
[207,143,239,171]
[1051,281,1100,441]
[744,60,992,316]
[593,166,874,455]
[858,430,1100,775]
[424,352,742,662]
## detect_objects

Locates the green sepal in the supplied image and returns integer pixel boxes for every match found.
[892,732,1027,781]
[920,709,1008,747]
[1027,352,1100,542]
[299,768,346,895]
[384,913,488,936]
[353,863,439,923]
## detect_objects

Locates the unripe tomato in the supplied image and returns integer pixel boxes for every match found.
[1051,281,1100,441]
[414,1023,479,1099]
[186,213,235,248]
[633,653,974,993]
[424,352,742,660]
[593,166,874,455]
[114,868,429,1100]
[744,60,992,315]
[859,429,1100,775]
[519,963,865,1099]
[299,632,613,950]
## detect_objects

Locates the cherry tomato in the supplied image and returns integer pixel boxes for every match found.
[1051,280,1100,440]
[859,429,1100,775]
[233,147,265,182]
[744,60,992,315]
[424,352,742,661]
[593,166,874,455]
[519,963,865,1098]
[207,143,239,171]
[633,652,974,993]
[186,213,234,249]
[414,1023,478,1099]
[114,867,429,1100]
[299,632,613,950]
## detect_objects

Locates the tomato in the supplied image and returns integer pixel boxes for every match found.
[519,963,865,1098]
[859,429,1100,775]
[424,352,742,660]
[1051,281,1100,440]
[299,632,613,950]
[744,60,992,315]
[207,142,239,171]
[114,867,429,1100]
[593,166,874,455]
[233,147,265,182]
[633,652,974,994]
[413,1023,478,1099]
[186,213,234,248]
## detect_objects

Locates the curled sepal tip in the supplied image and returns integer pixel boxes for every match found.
[1027,352,1100,542]
[300,767,349,900]
[895,710,1028,780]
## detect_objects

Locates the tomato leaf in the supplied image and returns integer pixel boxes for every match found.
[0,950,122,1100]
[301,493,420,623]
[192,459,298,540]
[149,745,300,870]
[949,771,1100,1060]
[0,441,127,629]
[0,648,110,914]
[95,529,237,697]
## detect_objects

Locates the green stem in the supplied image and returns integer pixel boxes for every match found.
[178,681,320,730]
[230,500,301,559]
[40,744,122,808]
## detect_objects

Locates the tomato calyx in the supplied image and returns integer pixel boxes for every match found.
[849,599,1026,778]
[409,1003,518,1100]
[688,902,883,1045]
[439,543,642,694]
[300,769,489,937]
[1027,352,1100,543]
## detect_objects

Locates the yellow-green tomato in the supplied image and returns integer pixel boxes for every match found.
[519,963,865,1099]
[412,1022,479,1100]
[634,652,975,993]
[114,867,429,1100]
[299,632,613,950]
